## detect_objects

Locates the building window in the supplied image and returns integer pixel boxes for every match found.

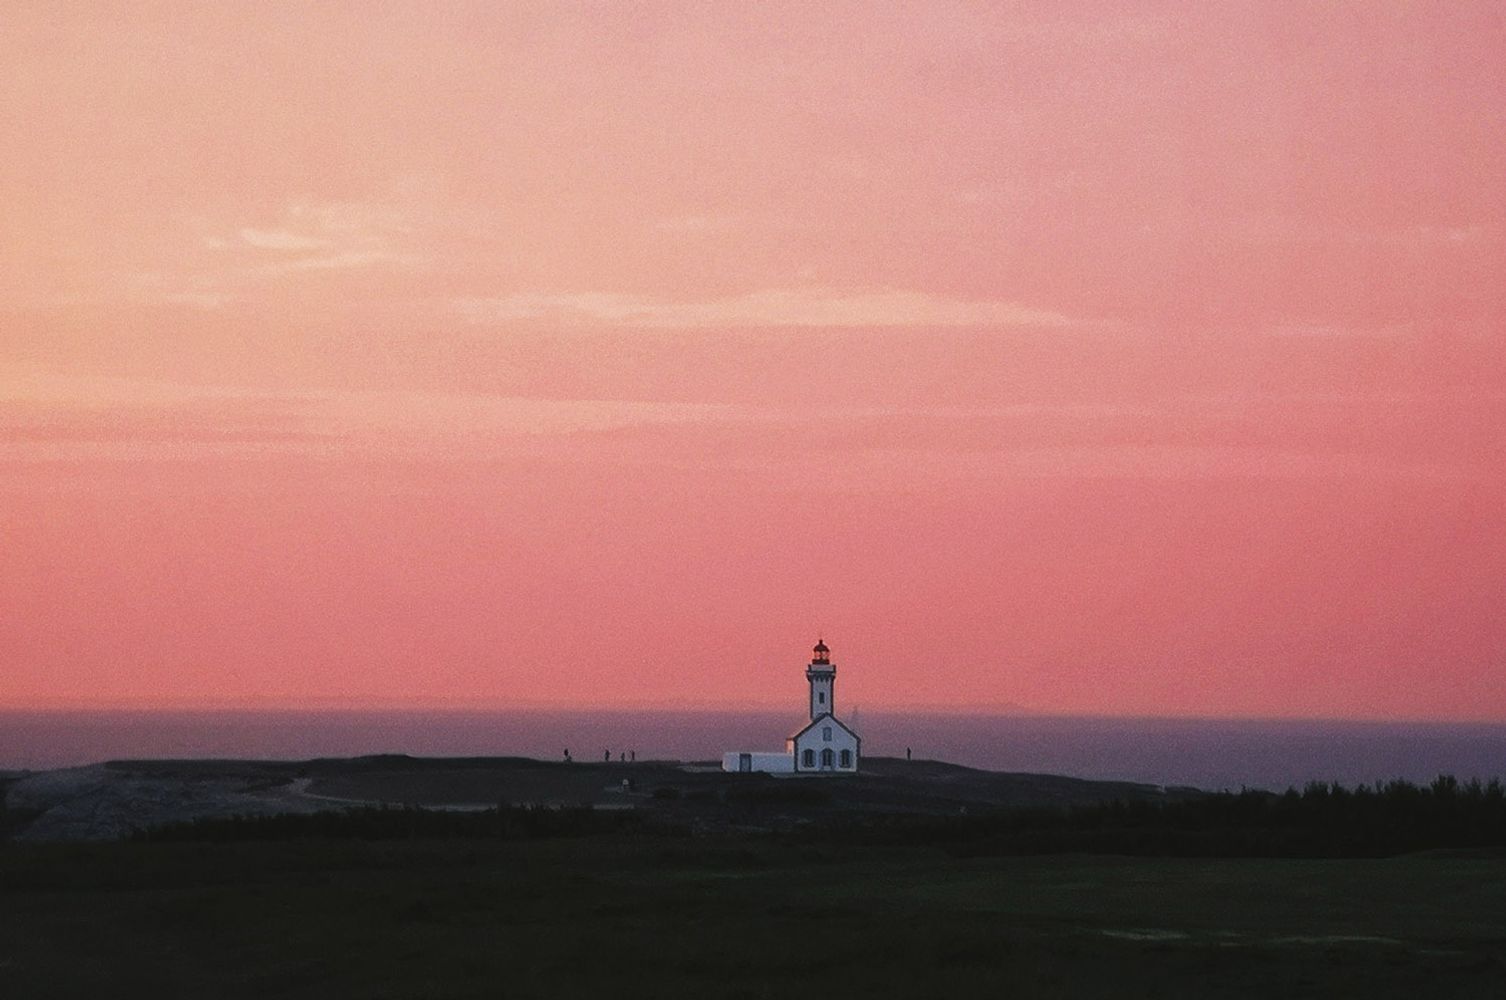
[840,749,852,768]
[823,726,832,741]
[821,748,834,768]
[802,749,815,768]
[818,692,825,704]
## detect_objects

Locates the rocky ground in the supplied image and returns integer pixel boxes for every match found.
[2,761,327,841]
[0,755,1184,841]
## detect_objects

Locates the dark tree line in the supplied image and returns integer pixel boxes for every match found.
[802,776,1506,857]
[105,776,1506,857]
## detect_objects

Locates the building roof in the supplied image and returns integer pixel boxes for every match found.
[787,712,860,743]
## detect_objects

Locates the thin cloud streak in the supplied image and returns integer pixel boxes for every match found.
[4,369,1492,488]
[238,228,329,251]
[453,288,1073,329]
[0,370,748,464]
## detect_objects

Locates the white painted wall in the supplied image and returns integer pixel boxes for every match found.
[791,720,859,772]
[721,751,796,774]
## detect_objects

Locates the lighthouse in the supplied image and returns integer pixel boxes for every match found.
[787,638,860,772]
[721,638,861,774]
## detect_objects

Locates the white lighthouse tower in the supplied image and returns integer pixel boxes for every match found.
[806,638,835,719]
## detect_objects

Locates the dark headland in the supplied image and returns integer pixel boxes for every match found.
[1,754,1181,842]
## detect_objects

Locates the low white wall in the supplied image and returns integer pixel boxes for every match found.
[722,751,795,773]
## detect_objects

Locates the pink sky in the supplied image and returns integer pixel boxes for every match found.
[2,2,1503,718]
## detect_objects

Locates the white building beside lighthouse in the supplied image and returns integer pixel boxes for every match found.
[722,639,861,774]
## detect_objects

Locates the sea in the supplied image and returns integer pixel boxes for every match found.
[4,710,1506,792]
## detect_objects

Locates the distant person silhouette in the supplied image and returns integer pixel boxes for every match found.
[630,750,636,763]
[564,749,571,761]
[906,747,912,761]
[604,749,610,762]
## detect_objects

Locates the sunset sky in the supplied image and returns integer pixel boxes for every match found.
[2,2,1503,718]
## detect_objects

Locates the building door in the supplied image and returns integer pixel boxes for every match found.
[820,748,834,770]
[738,753,751,773]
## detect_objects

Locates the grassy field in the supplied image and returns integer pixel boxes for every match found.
[3,836,1505,999]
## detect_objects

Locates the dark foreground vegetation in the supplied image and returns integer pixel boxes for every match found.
[128,776,1506,859]
[825,775,1506,858]
[4,835,1506,998]
[5,775,1506,998]
[132,802,651,844]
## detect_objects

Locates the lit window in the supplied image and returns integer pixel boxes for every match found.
[823,727,832,741]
